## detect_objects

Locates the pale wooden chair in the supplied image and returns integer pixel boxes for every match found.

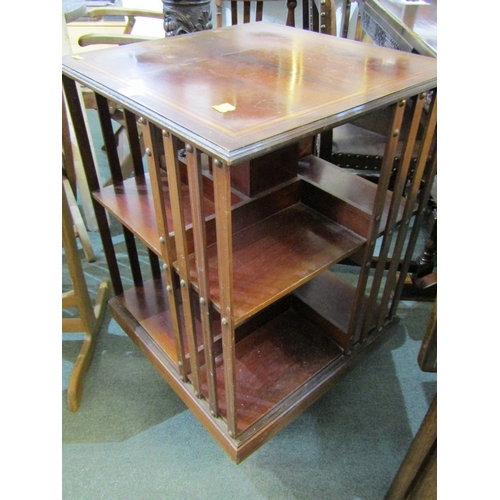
[62,175,110,412]
[77,7,163,47]
[71,7,164,185]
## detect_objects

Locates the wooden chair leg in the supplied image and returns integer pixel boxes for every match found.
[63,176,96,263]
[62,178,110,412]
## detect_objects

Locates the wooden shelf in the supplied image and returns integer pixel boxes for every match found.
[110,278,198,364]
[298,155,407,237]
[93,171,243,256]
[109,280,343,435]
[187,202,365,325]
[200,307,343,433]
[293,271,373,351]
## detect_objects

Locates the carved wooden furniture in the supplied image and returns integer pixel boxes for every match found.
[161,0,213,35]
[62,176,110,412]
[63,22,437,462]
[360,0,437,57]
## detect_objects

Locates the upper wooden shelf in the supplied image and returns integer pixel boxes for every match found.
[298,155,407,234]
[93,171,216,257]
[62,22,436,165]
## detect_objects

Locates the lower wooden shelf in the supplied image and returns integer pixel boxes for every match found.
[198,307,344,434]
[108,271,393,462]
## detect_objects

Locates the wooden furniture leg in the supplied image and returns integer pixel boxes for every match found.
[62,93,98,262]
[62,175,96,263]
[385,394,437,500]
[385,300,437,499]
[62,177,110,412]
[401,207,437,301]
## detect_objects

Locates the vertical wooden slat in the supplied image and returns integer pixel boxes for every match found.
[243,1,251,23]
[186,148,219,417]
[62,75,123,295]
[390,145,437,318]
[95,93,144,288]
[62,94,77,194]
[231,1,238,24]
[342,0,352,39]
[140,121,188,380]
[363,94,426,334]
[348,100,407,344]
[378,92,437,325]
[163,138,202,396]
[95,93,123,184]
[302,0,310,30]
[123,109,162,280]
[123,109,144,177]
[212,160,237,438]
[256,1,263,22]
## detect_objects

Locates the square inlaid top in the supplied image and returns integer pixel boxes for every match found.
[62,22,436,164]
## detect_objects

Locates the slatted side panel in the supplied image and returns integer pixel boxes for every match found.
[140,121,188,381]
[348,99,407,345]
[361,92,427,338]
[162,134,202,397]
[388,92,438,319]
[95,93,144,288]
[186,145,220,417]
[123,109,162,281]
[374,91,437,326]
[62,77,123,295]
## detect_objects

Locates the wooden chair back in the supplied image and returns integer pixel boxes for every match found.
[216,0,297,28]
[77,7,163,47]
[302,0,362,38]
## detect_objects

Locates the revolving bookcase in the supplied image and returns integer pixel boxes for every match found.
[62,22,437,463]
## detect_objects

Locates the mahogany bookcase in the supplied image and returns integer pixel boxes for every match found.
[62,22,437,463]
